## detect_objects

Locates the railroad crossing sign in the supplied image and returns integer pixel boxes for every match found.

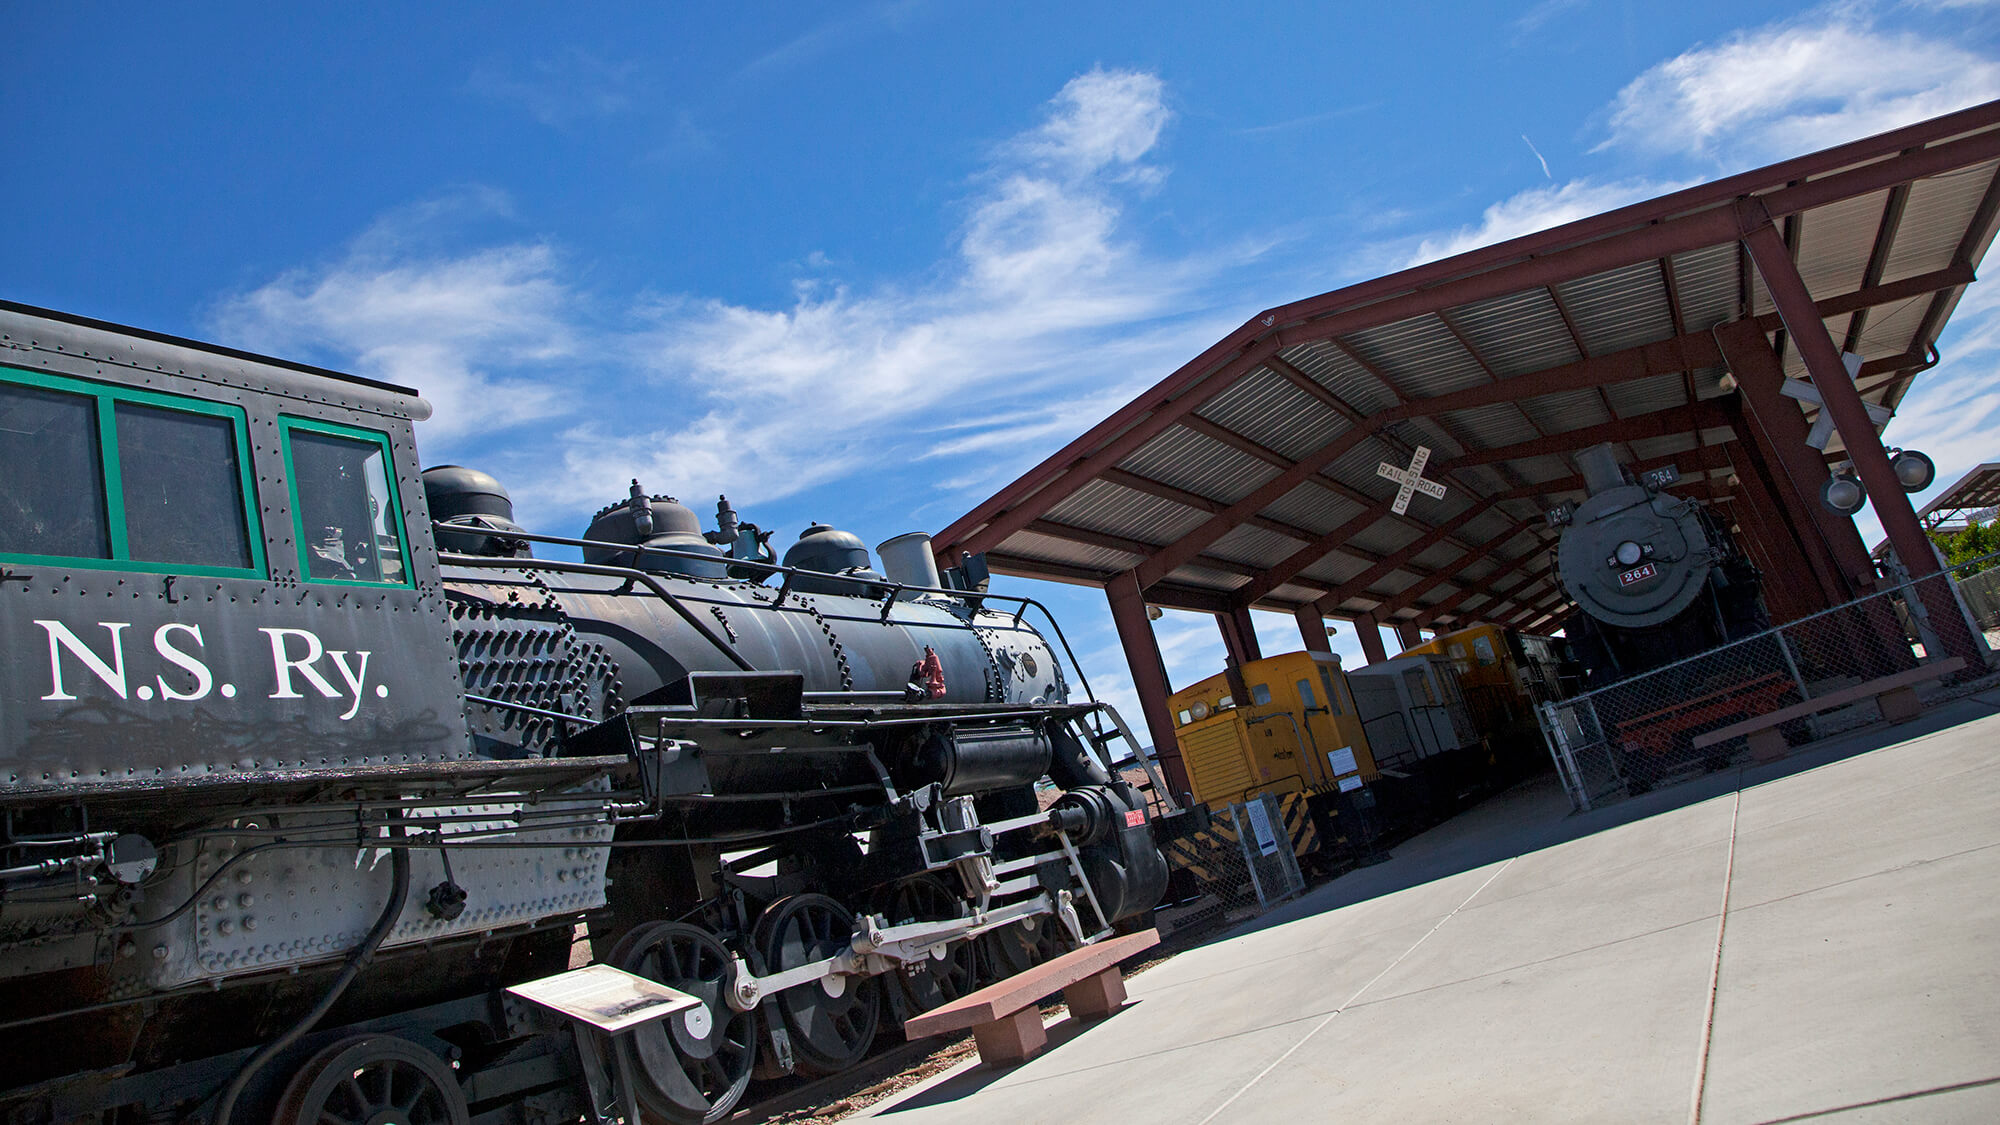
[1780,352,1894,450]
[1377,445,1447,515]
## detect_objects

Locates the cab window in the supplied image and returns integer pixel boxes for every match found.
[1297,679,1317,710]
[0,367,262,576]
[1318,669,1344,716]
[1250,683,1272,706]
[280,418,408,585]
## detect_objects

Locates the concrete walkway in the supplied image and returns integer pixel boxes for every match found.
[862,695,2000,1124]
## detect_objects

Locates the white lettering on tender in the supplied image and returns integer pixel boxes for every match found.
[261,627,341,700]
[153,623,214,701]
[35,620,131,701]
[327,649,372,721]
[260,627,373,721]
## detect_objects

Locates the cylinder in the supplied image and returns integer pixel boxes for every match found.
[877,533,942,589]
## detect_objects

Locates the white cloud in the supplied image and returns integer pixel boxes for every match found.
[215,70,1257,535]
[466,47,641,126]
[525,67,1217,524]
[212,200,575,444]
[1404,176,1692,266]
[1600,13,2000,162]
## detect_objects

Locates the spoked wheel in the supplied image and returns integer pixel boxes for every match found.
[875,875,978,1015]
[753,893,880,1076]
[276,1034,469,1125]
[984,913,1073,980]
[607,921,758,1125]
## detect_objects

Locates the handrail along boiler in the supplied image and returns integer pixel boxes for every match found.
[0,301,1171,1125]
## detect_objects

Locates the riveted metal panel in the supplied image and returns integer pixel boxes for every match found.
[1116,427,1278,506]
[1194,367,1350,462]
[1446,287,1582,377]
[149,784,614,988]
[1343,314,1490,399]
[1670,243,1742,333]
[1556,261,1676,355]
[1882,162,1998,283]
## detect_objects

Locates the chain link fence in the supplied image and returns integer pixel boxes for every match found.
[1538,560,1996,811]
[1155,794,1307,935]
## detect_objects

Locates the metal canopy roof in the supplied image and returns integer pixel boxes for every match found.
[1880,462,2000,553]
[936,101,2000,634]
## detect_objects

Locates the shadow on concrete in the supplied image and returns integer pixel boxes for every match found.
[870,1005,1135,1115]
[1217,694,2000,944]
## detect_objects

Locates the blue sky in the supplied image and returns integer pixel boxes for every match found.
[10,1,2000,729]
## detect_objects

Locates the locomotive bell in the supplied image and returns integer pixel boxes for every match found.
[582,481,728,578]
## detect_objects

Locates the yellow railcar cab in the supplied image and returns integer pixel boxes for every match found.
[1166,650,1378,810]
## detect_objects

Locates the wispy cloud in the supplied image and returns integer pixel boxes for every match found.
[1513,0,1590,39]
[466,47,644,127]
[214,69,1261,532]
[1598,9,2000,162]
[740,0,928,80]
[212,192,575,444]
[1521,134,1553,179]
[1402,176,1692,267]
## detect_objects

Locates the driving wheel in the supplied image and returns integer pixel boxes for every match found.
[607,921,758,1125]
[275,1034,469,1125]
[875,875,978,1015]
[752,894,880,1076]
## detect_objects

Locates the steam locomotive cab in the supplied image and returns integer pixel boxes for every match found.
[0,301,1169,1125]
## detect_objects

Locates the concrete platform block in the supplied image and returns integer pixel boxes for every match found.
[1876,683,1923,723]
[970,1006,1046,1067]
[1746,725,1789,762]
[1062,967,1127,1020]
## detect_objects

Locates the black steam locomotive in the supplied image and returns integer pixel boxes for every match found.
[0,301,1170,1124]
[1551,443,1772,688]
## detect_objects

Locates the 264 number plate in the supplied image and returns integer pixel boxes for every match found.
[1617,562,1658,586]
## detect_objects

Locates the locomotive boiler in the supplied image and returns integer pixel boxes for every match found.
[0,300,1171,1125]
[1552,442,1771,687]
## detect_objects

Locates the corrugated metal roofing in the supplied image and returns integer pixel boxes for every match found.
[938,105,2000,636]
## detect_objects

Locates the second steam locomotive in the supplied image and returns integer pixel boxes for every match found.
[0,301,1170,1124]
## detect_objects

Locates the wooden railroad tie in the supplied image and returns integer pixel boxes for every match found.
[901,928,1159,1067]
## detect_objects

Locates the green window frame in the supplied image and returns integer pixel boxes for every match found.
[0,364,266,579]
[277,415,412,588]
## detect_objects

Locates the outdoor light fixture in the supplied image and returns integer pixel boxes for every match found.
[1822,471,1866,515]
[1890,447,1936,493]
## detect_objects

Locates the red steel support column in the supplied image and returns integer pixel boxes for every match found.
[1395,622,1424,650]
[1356,614,1389,665]
[1106,572,1191,798]
[1295,605,1333,654]
[1716,421,1820,621]
[1715,321,1875,600]
[1214,606,1261,703]
[1741,213,1981,664]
